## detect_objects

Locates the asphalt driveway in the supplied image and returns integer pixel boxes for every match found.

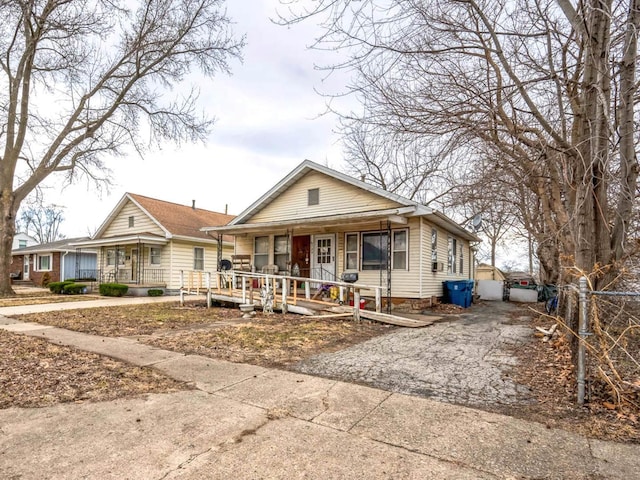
[294,301,535,408]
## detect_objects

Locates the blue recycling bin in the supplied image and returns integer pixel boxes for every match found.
[443,280,471,308]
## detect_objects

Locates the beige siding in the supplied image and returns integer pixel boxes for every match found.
[420,219,473,298]
[102,201,165,237]
[249,171,401,223]
[168,240,232,289]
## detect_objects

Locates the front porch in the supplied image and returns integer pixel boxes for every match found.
[179,270,433,328]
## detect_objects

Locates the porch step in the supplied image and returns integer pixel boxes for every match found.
[12,280,36,287]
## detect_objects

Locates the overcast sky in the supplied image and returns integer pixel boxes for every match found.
[42,0,350,238]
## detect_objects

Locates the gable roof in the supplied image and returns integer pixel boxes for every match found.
[12,237,95,255]
[204,160,479,241]
[95,193,235,241]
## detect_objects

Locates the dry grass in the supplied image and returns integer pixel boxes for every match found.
[0,329,189,409]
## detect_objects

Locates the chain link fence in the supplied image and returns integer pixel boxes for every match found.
[559,280,640,407]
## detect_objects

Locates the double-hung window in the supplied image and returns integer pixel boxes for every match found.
[150,247,161,265]
[254,236,269,271]
[447,237,457,274]
[345,233,359,270]
[193,247,204,271]
[274,235,288,272]
[36,254,52,271]
[106,249,125,267]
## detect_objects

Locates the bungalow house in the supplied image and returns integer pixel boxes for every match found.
[10,238,97,285]
[72,193,235,292]
[201,160,479,306]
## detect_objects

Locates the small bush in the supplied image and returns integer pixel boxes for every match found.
[49,281,74,294]
[63,283,88,295]
[99,283,129,297]
[147,289,164,297]
[40,272,51,287]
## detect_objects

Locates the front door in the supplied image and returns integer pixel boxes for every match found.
[23,255,30,281]
[291,235,311,278]
[313,234,335,281]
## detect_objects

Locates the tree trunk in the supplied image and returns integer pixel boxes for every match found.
[0,192,18,296]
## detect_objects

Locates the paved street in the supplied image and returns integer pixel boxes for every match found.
[295,301,535,407]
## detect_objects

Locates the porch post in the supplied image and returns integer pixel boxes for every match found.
[353,289,361,321]
[206,272,211,308]
[375,288,381,313]
[282,276,288,313]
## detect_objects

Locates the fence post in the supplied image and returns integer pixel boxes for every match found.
[577,276,588,405]
[206,272,211,308]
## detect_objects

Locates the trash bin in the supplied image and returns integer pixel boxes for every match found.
[443,280,470,308]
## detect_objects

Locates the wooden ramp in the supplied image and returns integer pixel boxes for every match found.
[204,290,436,328]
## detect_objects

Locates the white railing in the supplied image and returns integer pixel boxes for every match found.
[180,270,383,320]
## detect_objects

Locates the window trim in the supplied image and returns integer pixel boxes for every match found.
[35,254,53,272]
[254,236,269,271]
[128,216,134,228]
[193,247,205,271]
[447,236,457,274]
[149,247,161,266]
[307,188,319,206]
[106,248,125,267]
[344,232,359,270]
[360,228,409,271]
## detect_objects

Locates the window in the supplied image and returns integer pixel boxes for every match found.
[106,249,125,266]
[128,216,134,228]
[150,247,161,265]
[362,230,408,271]
[431,229,437,263]
[36,254,52,271]
[345,233,359,270]
[193,247,204,271]
[18,240,27,249]
[274,235,288,272]
[459,244,464,275]
[254,236,269,271]
[308,188,319,206]
[447,237,457,274]
[392,230,408,270]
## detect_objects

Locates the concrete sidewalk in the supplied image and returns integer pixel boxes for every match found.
[0,306,638,478]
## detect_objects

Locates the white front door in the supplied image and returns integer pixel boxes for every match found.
[312,234,335,281]
[23,255,30,280]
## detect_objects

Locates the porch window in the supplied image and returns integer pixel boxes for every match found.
[308,188,319,206]
[149,247,161,265]
[345,233,359,270]
[36,254,52,271]
[106,249,125,266]
[193,247,204,270]
[447,237,457,274]
[274,235,288,273]
[254,236,269,271]
[393,230,408,270]
[362,229,408,271]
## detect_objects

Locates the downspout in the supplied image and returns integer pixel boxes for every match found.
[61,251,68,281]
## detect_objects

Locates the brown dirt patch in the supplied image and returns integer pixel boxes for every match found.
[0,293,102,307]
[495,308,640,444]
[0,329,189,409]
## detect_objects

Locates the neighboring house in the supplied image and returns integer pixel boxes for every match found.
[201,160,480,304]
[12,232,37,250]
[72,193,235,291]
[10,238,97,285]
[475,263,506,281]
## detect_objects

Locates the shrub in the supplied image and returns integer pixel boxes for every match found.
[41,272,51,287]
[99,283,129,297]
[49,281,74,294]
[63,283,88,295]
[147,289,164,297]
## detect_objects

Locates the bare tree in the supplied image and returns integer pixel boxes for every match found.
[17,201,65,244]
[282,0,640,288]
[0,0,244,295]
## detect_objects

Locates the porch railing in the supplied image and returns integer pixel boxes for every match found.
[180,270,383,321]
[99,268,166,285]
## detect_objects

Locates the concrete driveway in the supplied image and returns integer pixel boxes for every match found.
[295,301,535,408]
